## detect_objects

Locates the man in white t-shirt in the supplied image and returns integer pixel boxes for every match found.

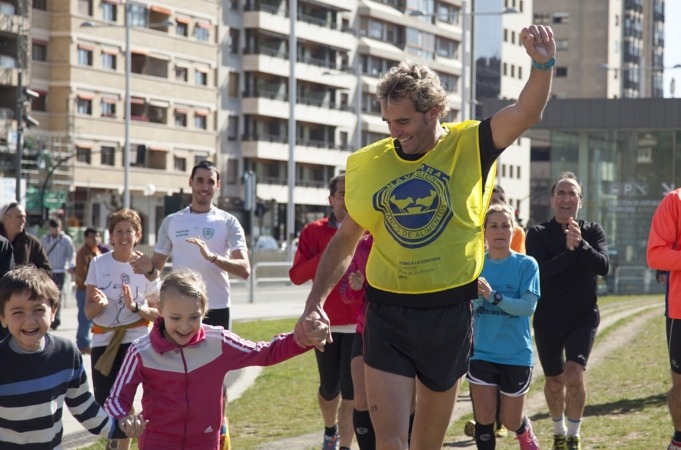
[132,160,250,450]
[133,160,250,328]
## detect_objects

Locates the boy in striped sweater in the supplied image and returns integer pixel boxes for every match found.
[0,265,144,450]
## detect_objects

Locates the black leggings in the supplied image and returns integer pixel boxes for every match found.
[315,332,355,401]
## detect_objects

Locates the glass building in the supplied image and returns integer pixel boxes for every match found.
[485,98,681,295]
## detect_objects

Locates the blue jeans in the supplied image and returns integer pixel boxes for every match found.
[76,289,92,350]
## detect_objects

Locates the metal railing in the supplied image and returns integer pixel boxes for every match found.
[247,261,293,303]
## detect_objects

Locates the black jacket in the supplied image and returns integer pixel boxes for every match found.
[526,218,609,330]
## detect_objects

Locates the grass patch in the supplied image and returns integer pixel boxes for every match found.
[445,295,670,449]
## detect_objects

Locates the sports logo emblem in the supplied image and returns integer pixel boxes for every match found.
[202,228,214,239]
[373,163,452,248]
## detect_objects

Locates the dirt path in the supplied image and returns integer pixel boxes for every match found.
[257,298,663,450]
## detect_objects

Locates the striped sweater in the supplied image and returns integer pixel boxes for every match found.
[0,334,124,449]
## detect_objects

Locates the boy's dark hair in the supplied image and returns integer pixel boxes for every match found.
[84,227,99,238]
[0,265,61,315]
[191,160,220,182]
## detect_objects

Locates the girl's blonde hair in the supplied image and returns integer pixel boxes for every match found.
[160,270,209,317]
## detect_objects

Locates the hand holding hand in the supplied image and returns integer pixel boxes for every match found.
[520,25,556,64]
[294,304,331,351]
[118,413,147,438]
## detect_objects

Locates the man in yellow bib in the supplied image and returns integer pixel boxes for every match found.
[295,25,556,450]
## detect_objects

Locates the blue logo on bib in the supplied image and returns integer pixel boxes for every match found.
[373,164,453,248]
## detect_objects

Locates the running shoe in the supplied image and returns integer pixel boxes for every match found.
[668,440,681,450]
[464,420,476,437]
[566,436,581,450]
[516,420,540,450]
[552,434,568,450]
[322,432,339,450]
[496,423,509,438]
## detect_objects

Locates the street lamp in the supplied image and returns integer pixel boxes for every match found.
[409,4,517,121]
[81,7,172,209]
[286,0,297,259]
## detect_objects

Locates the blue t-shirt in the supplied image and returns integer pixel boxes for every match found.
[471,251,540,366]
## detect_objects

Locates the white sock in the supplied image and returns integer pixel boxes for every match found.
[566,417,582,437]
[552,416,567,435]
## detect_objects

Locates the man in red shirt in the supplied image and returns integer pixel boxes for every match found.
[289,174,358,450]
[647,188,681,450]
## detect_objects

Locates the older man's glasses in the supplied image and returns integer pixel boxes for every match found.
[553,190,580,199]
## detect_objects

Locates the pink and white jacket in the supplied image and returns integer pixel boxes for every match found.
[104,318,309,450]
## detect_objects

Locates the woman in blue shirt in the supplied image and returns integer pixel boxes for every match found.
[467,204,541,450]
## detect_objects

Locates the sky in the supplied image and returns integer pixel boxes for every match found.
[663,1,680,97]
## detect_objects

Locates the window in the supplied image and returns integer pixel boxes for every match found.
[195,70,208,86]
[78,47,93,66]
[194,24,210,41]
[174,156,186,171]
[194,113,207,130]
[406,28,435,60]
[228,72,238,97]
[556,39,569,51]
[76,97,92,114]
[436,38,457,59]
[553,12,569,24]
[175,66,188,82]
[129,4,147,27]
[100,146,115,166]
[76,146,92,164]
[175,110,187,127]
[101,52,117,70]
[229,29,239,53]
[102,2,117,21]
[33,0,47,10]
[78,0,92,16]
[101,100,116,117]
[227,116,238,141]
[555,67,568,77]
[518,66,523,79]
[32,42,47,61]
[176,21,188,37]
[32,92,47,112]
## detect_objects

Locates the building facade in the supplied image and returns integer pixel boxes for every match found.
[223,0,467,240]
[473,0,533,225]
[505,97,680,295]
[533,0,665,99]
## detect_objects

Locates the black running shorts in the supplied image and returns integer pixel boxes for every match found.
[363,301,473,392]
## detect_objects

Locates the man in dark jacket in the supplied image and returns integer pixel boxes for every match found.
[526,172,610,450]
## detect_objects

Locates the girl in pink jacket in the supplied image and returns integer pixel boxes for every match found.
[104,270,317,450]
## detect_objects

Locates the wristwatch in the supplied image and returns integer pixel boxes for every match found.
[492,291,503,306]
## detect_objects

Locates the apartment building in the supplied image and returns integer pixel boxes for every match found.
[2,0,542,243]
[534,0,665,99]
[2,0,219,242]
[472,0,533,225]
[223,0,465,239]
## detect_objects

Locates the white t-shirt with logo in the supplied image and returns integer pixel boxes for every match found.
[85,252,158,347]
[155,206,248,309]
